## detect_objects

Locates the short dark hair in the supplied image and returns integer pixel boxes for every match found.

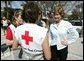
[22,2,41,23]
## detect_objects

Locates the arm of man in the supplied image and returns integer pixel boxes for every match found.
[42,34,51,60]
[6,39,13,46]
[12,36,19,50]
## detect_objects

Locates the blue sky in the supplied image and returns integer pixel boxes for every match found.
[1,1,24,9]
[11,1,23,9]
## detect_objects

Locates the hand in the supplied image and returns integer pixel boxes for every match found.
[61,37,68,46]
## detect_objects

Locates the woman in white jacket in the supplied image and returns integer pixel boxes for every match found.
[49,6,79,60]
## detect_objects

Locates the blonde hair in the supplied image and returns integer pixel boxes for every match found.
[12,11,22,22]
[54,6,65,18]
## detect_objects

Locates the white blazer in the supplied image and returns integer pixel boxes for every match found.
[49,20,79,50]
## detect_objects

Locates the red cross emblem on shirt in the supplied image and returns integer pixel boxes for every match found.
[22,31,33,45]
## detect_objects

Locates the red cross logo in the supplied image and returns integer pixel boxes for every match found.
[22,31,33,45]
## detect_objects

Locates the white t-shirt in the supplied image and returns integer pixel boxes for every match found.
[14,23,48,60]
[2,20,8,26]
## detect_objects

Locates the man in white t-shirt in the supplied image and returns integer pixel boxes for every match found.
[12,2,51,60]
[14,23,48,60]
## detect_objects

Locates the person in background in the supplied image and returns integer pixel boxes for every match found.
[49,6,79,60]
[36,11,46,28]
[48,11,55,28]
[47,11,55,32]
[5,10,23,59]
[1,17,8,35]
